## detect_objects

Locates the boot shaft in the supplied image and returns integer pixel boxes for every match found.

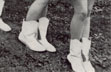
[82,38,91,60]
[39,17,49,39]
[39,17,49,30]
[70,39,82,57]
[82,38,91,49]
[21,20,39,35]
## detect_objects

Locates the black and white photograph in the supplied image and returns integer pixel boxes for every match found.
[0,0,111,72]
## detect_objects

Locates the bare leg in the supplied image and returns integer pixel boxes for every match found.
[70,0,88,40]
[26,0,49,21]
[82,17,90,38]
[82,0,95,38]
[40,6,48,17]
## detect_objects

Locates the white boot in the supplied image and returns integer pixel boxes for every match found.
[67,39,85,72]
[18,20,46,52]
[39,17,56,52]
[0,0,11,31]
[82,38,95,72]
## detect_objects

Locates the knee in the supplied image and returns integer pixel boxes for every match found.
[74,9,88,21]
[80,8,92,20]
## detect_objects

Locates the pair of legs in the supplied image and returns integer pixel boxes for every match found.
[19,0,56,52]
[70,0,95,39]
[0,0,11,31]
[67,0,95,72]
[19,0,95,72]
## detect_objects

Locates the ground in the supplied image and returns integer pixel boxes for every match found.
[0,0,111,72]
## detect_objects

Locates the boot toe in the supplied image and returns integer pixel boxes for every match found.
[0,21,11,31]
[46,45,56,52]
[28,42,46,51]
[83,61,95,72]
[3,25,11,31]
[39,40,56,52]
